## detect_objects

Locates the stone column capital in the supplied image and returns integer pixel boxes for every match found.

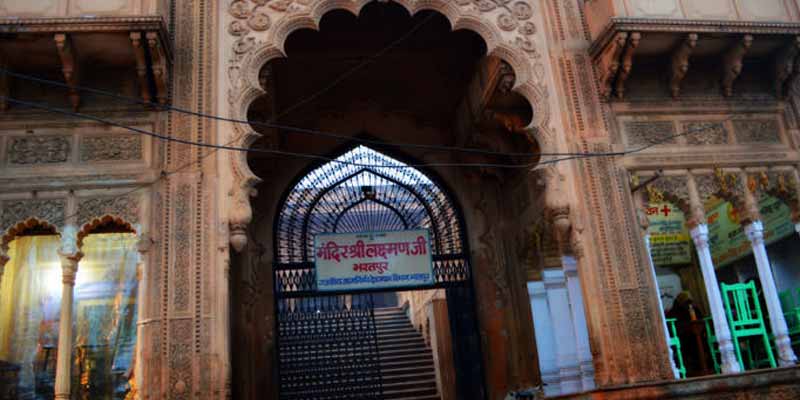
[690,224,710,248]
[136,234,155,254]
[744,220,765,245]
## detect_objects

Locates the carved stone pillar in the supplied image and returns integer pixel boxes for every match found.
[562,256,595,390]
[688,175,741,374]
[527,281,560,397]
[543,268,581,394]
[642,232,681,379]
[134,233,154,398]
[744,221,798,366]
[54,226,82,400]
[637,207,681,379]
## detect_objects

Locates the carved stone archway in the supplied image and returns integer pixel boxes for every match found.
[223,0,557,249]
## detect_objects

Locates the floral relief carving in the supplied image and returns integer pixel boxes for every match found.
[623,121,676,147]
[8,135,71,165]
[732,119,781,144]
[173,184,192,312]
[229,1,251,19]
[248,11,271,31]
[77,195,140,227]
[80,135,143,162]
[684,121,728,145]
[1,199,66,232]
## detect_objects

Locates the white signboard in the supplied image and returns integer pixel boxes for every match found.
[314,229,434,292]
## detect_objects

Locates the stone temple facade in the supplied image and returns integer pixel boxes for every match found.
[1,0,800,399]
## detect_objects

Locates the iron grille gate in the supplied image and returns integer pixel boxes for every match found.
[274,146,484,400]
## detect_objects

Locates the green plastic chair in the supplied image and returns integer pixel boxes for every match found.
[666,318,687,378]
[704,317,721,374]
[720,281,776,370]
[779,289,794,311]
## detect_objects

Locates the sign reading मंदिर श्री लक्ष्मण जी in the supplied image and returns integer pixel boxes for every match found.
[647,195,794,268]
[314,229,434,291]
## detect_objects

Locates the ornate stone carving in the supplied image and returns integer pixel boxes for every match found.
[497,13,518,31]
[670,33,698,99]
[1,199,66,232]
[229,1,251,19]
[647,175,691,214]
[774,36,800,98]
[77,195,140,227]
[722,35,753,97]
[615,32,641,100]
[597,32,628,100]
[623,121,676,147]
[684,121,728,145]
[732,119,780,143]
[173,184,192,312]
[247,12,271,31]
[80,135,143,162]
[8,135,71,165]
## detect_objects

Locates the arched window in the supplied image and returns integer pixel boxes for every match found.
[72,231,138,398]
[274,145,468,295]
[0,234,61,399]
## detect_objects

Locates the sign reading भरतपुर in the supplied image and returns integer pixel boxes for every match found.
[314,229,434,292]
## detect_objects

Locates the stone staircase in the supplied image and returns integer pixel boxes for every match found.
[375,307,441,400]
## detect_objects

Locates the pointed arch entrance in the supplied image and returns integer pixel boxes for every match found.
[273,145,485,399]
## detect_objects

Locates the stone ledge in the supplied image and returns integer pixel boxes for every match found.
[555,366,800,399]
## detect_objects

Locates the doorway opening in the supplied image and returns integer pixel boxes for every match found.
[273,145,482,399]
[231,3,540,399]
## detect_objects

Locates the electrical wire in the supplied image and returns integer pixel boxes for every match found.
[1,95,732,169]
[7,12,446,229]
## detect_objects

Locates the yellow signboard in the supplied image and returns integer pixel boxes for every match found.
[646,202,692,266]
[646,196,794,268]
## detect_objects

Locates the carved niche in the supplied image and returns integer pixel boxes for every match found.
[7,135,71,165]
[80,134,143,162]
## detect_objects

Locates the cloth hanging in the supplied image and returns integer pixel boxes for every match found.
[0,235,62,398]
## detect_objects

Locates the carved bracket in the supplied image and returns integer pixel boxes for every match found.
[0,51,8,112]
[130,32,152,104]
[670,34,698,99]
[229,180,258,252]
[597,32,628,101]
[146,31,169,105]
[54,33,80,111]
[615,32,641,100]
[774,36,800,98]
[722,35,753,97]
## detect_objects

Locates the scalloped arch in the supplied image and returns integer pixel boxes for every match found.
[228,0,550,248]
[2,218,61,248]
[77,215,137,247]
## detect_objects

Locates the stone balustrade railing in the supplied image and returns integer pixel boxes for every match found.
[585,0,800,41]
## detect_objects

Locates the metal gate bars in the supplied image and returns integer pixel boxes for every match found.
[277,294,382,400]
